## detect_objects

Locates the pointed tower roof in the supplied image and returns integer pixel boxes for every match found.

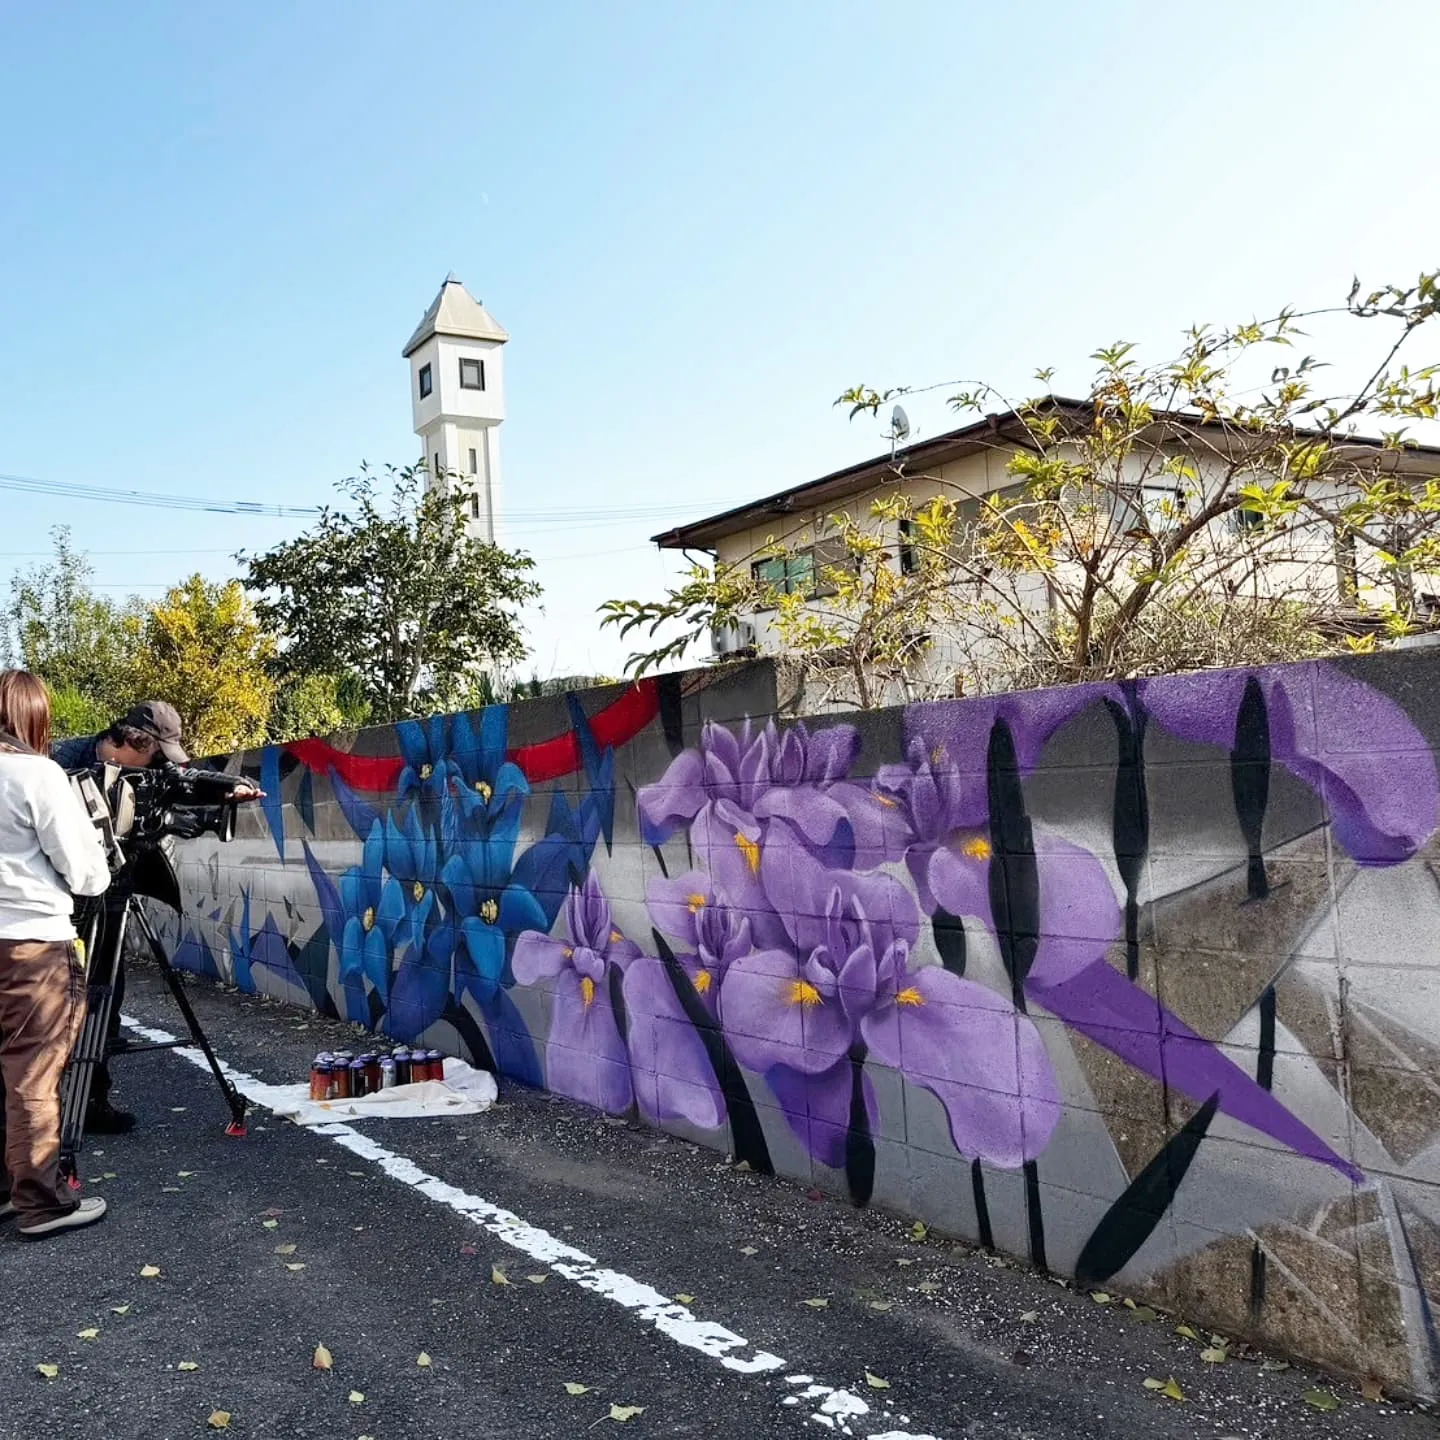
[402,275,509,357]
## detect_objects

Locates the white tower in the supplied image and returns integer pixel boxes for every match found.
[403,274,508,544]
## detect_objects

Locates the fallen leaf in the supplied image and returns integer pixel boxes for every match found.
[527,1275,549,1285]
[1011,1349,1033,1366]
[459,1244,478,1256]
[274,1244,297,1255]
[36,1363,59,1380]
[869,1300,893,1312]
[1200,1347,1229,1364]
[563,1382,591,1395]
[894,1258,916,1267]
[1361,1376,1385,1403]
[171,1107,187,1113]
[739,1245,758,1256]
[675,1293,695,1305]
[608,1405,645,1422]
[1123,1297,1137,1310]
[417,1353,432,1368]
[110,1305,130,1316]
[140,1265,161,1278]
[101,1171,118,1180]
[1304,1389,1339,1412]
[1261,1360,1291,1373]
[805,1187,823,1202]
[262,1208,282,1217]
[1129,1306,1158,1323]
[161,1186,181,1193]
[917,1281,940,1295]
[262,1220,279,1230]
[801,1298,829,1309]
[865,1371,891,1389]
[1143,1377,1185,1402]
[76,1328,99,1340]
[285,1263,306,1272]
[178,1171,196,1178]
[1090,1291,1113,1305]
[1174,1324,1200,1341]
[734,1159,751,1172]
[313,1343,333,1371]
[207,1413,231,1431]
[1019,1310,1039,1322]
[178,1361,199,1372]
[491,1266,510,1286]
[1209,1333,1228,1347]
[909,1221,928,1241]
[348,1391,365,1404]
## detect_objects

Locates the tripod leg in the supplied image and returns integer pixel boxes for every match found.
[57,906,115,1184]
[130,904,249,1136]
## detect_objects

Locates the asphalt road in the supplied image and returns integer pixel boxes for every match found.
[0,962,1434,1440]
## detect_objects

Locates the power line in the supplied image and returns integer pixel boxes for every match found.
[0,471,325,519]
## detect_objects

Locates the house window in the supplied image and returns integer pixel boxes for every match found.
[899,518,919,575]
[471,494,481,521]
[752,550,815,598]
[468,447,478,474]
[460,358,486,390]
[418,363,433,399]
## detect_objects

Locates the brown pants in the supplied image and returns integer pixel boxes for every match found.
[0,938,85,1225]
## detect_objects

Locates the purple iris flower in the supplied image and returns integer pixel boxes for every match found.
[873,737,978,911]
[621,873,752,1132]
[719,847,1061,1170]
[512,873,642,1114]
[1138,662,1438,864]
[636,720,907,948]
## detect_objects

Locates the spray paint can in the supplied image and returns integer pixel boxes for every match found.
[379,1056,397,1089]
[309,1058,332,1102]
[425,1049,446,1084]
[349,1057,369,1098]
[392,1047,412,1086]
[332,1059,353,1100]
[362,1053,382,1092]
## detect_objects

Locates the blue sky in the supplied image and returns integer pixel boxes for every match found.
[2,1,1437,679]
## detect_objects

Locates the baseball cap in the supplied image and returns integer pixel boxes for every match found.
[120,700,189,765]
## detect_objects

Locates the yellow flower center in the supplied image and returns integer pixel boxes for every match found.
[419,763,433,781]
[735,832,761,874]
[362,906,376,932]
[962,836,992,861]
[694,970,713,994]
[580,975,596,1007]
[787,980,822,1007]
[896,986,925,1007]
[412,881,425,903]
[686,893,707,914]
[475,780,492,802]
[562,946,574,959]
[479,898,499,925]
[930,744,947,766]
[875,793,898,808]
[610,930,622,943]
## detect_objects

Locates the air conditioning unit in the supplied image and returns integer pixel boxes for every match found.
[711,620,758,657]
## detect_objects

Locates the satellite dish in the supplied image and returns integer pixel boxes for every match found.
[891,405,911,443]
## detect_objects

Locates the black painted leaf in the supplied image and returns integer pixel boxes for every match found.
[932,908,967,975]
[986,718,1039,1005]
[1075,1093,1220,1287]
[1231,677,1271,900]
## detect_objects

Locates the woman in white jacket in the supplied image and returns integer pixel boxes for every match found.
[0,670,112,1237]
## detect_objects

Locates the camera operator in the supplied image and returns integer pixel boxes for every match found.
[52,701,258,1134]
[0,671,112,1237]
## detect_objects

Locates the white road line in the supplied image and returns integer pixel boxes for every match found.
[120,1014,944,1440]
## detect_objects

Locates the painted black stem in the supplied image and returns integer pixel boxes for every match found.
[845,1044,876,1208]
[651,929,773,1175]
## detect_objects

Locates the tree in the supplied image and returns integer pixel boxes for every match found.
[602,269,1440,707]
[267,670,372,743]
[2,527,146,731]
[242,464,541,724]
[130,575,277,756]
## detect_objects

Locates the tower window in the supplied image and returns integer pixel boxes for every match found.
[459,358,486,391]
[418,363,433,399]
[471,494,481,521]
[468,447,478,474]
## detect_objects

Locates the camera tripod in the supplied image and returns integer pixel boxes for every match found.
[58,889,248,1185]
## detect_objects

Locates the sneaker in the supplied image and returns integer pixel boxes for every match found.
[19,1196,107,1238]
[84,1102,137,1135]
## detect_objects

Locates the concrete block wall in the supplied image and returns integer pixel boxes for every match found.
[160,654,1440,1396]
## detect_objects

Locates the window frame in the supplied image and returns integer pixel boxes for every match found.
[459,357,486,391]
[418,363,433,399]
